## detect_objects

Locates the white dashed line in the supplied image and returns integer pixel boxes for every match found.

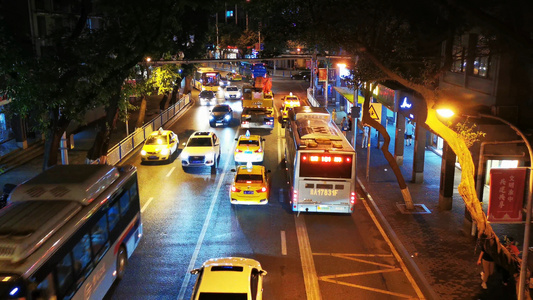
[166,167,176,177]
[141,197,154,213]
[281,231,287,255]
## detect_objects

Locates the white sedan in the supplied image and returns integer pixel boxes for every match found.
[190,257,267,300]
[225,85,241,100]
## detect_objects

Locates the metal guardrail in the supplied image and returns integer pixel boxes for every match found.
[106,94,191,165]
[306,88,320,107]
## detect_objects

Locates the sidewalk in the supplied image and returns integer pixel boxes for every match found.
[320,93,523,299]
[0,94,166,189]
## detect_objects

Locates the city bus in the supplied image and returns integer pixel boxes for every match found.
[284,106,356,213]
[0,164,142,299]
[193,67,220,92]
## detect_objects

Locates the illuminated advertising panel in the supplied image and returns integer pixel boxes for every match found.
[299,154,353,179]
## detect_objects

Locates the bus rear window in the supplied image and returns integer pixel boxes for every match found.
[299,154,353,179]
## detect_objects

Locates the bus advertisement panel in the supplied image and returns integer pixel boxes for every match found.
[193,67,220,92]
[0,165,142,300]
[285,106,356,213]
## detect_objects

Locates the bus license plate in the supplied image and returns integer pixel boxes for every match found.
[318,205,330,211]
[244,191,254,195]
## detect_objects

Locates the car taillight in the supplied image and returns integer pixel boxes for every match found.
[350,192,356,204]
[255,149,263,153]
[256,187,267,193]
[235,149,243,153]
[231,186,241,192]
[293,190,298,202]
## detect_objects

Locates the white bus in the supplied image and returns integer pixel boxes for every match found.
[193,67,220,92]
[285,106,356,213]
[0,164,142,299]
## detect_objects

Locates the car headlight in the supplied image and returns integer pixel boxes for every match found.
[161,148,169,155]
[206,153,215,161]
[181,152,189,160]
[224,114,231,120]
[209,115,215,120]
[141,149,147,156]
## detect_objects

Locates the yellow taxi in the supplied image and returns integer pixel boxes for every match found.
[234,131,265,164]
[281,92,301,108]
[140,128,179,163]
[230,163,270,205]
[232,73,243,81]
[281,105,294,123]
[190,257,267,300]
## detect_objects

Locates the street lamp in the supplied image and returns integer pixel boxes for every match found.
[437,108,533,300]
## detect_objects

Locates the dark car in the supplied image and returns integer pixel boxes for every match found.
[209,104,233,127]
[290,71,311,81]
[199,90,217,105]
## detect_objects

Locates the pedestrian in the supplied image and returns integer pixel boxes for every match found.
[405,119,414,146]
[362,126,369,148]
[477,242,495,290]
[332,108,337,124]
[341,117,348,136]
[500,236,520,286]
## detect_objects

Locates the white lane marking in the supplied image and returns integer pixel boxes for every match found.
[166,167,176,177]
[177,129,239,300]
[141,197,154,213]
[295,215,322,300]
[281,231,287,255]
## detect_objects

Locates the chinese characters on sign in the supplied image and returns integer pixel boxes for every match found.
[488,168,527,222]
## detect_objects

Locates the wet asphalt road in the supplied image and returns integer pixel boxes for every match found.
[104,77,421,300]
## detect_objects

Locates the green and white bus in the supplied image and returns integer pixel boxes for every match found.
[284,106,357,213]
[0,164,142,299]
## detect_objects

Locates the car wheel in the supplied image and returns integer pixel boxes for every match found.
[116,246,127,280]
[209,122,215,127]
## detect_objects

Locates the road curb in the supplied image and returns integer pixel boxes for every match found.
[356,177,439,300]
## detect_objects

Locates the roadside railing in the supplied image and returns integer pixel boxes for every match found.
[306,88,320,107]
[106,94,191,165]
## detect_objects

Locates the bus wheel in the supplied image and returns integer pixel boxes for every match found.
[116,246,127,280]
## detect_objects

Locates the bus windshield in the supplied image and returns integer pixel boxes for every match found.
[299,154,353,179]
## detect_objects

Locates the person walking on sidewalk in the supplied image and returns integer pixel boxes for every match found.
[405,119,414,146]
[477,244,495,290]
[331,108,337,124]
[341,117,348,136]
[362,126,369,148]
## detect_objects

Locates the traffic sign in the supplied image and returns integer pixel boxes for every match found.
[369,103,382,122]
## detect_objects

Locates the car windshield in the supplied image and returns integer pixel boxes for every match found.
[226,87,238,91]
[199,293,247,300]
[239,140,259,147]
[145,135,167,145]
[236,174,263,183]
[200,91,214,97]
[212,106,230,112]
[187,137,212,147]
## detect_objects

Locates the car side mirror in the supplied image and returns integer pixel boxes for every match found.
[235,138,238,141]
[260,270,268,276]
[209,110,212,112]
[261,138,266,142]
[231,169,236,172]
[190,269,200,275]
[267,170,271,173]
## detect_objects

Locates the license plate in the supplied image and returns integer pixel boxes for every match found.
[318,205,330,210]
[244,191,254,195]
[148,156,158,160]
[244,151,253,154]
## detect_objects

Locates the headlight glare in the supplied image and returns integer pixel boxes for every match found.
[141,150,147,156]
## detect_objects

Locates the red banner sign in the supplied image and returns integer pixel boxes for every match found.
[488,168,527,222]
[318,68,327,82]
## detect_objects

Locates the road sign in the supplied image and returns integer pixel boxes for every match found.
[369,103,382,122]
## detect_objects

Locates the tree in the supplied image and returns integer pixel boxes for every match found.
[260,0,533,297]
[0,0,215,167]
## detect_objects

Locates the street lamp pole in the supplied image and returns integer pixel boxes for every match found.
[477,113,533,300]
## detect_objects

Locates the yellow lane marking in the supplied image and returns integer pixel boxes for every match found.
[314,253,397,269]
[295,215,322,300]
[314,253,394,257]
[320,276,416,299]
[319,268,402,279]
